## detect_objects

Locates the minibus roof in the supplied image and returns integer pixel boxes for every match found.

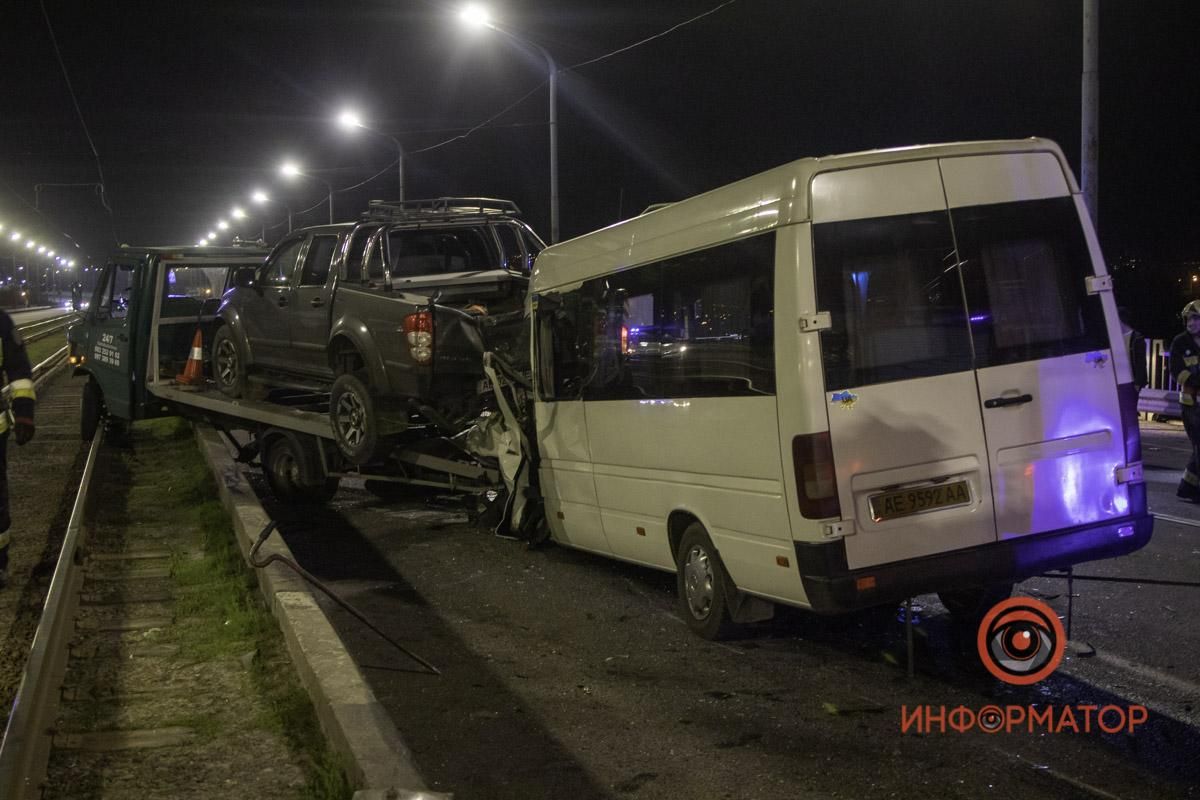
[532,138,1074,293]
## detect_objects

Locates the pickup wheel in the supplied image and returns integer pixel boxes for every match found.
[331,373,382,465]
[212,325,246,398]
[262,435,338,505]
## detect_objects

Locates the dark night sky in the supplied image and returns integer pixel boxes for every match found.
[2,1,1198,286]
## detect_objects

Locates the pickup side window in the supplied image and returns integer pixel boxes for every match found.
[494,224,524,273]
[343,225,380,282]
[364,234,386,282]
[260,237,305,287]
[387,228,495,278]
[299,235,338,287]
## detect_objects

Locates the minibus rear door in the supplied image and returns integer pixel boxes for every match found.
[811,161,999,570]
[940,153,1128,541]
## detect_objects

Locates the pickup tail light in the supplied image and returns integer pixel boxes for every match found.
[403,311,434,365]
[793,431,841,519]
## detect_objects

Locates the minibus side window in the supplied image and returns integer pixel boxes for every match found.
[951,197,1107,367]
[583,231,776,400]
[813,211,971,391]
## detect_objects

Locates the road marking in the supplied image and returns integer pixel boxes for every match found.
[1151,511,1200,528]
[992,748,1123,800]
[1072,644,1200,698]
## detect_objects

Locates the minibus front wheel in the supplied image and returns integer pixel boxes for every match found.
[676,522,738,640]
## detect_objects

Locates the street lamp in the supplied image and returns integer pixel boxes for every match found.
[459,4,559,242]
[251,188,292,234]
[336,108,406,201]
[280,160,334,224]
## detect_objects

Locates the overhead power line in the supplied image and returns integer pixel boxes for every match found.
[38,0,119,244]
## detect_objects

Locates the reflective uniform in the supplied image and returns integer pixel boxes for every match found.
[1169,330,1200,500]
[0,311,36,575]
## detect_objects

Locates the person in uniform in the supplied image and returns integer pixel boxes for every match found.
[0,310,36,588]
[1171,300,1200,502]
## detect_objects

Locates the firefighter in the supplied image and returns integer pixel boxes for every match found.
[0,310,36,589]
[1171,300,1200,502]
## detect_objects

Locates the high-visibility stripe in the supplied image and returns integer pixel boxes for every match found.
[1179,370,1192,385]
[7,377,35,402]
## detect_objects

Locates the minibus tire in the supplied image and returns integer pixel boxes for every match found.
[938,582,1014,626]
[81,378,104,442]
[262,435,338,505]
[212,325,246,398]
[676,522,738,640]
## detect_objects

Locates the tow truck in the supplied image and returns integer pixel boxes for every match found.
[66,244,504,506]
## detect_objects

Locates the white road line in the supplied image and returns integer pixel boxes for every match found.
[1151,511,1200,528]
[992,748,1124,800]
[1073,645,1200,698]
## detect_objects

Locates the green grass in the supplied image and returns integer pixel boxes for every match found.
[123,417,354,800]
[24,333,68,369]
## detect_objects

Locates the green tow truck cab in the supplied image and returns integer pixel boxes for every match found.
[67,245,269,439]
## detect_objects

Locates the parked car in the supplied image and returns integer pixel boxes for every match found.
[212,198,543,463]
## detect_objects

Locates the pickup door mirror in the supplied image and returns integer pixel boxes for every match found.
[233,267,256,289]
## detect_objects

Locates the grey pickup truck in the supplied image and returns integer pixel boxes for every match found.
[212,198,543,463]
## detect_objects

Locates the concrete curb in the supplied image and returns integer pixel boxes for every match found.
[194,425,448,800]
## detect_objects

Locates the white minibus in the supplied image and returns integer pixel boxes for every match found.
[525,139,1151,638]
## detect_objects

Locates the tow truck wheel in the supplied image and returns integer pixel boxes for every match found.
[331,373,380,465]
[675,522,738,640]
[212,326,246,398]
[262,435,338,505]
[81,378,104,441]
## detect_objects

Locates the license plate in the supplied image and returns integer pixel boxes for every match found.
[869,480,971,522]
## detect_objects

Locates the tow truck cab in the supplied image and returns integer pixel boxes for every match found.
[68,245,269,432]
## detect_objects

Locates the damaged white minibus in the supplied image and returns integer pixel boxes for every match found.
[524,139,1151,638]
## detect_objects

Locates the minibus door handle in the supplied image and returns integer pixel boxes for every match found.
[984,393,1034,409]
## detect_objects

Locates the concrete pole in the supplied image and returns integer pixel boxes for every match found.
[1081,0,1099,227]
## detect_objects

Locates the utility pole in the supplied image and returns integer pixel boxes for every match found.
[1081,0,1099,227]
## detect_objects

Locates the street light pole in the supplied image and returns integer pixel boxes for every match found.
[459,8,560,242]
[1081,0,1099,227]
[497,29,559,243]
[336,111,406,201]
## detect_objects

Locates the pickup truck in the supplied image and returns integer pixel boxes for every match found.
[213,198,543,464]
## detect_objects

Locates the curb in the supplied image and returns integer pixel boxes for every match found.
[194,425,449,800]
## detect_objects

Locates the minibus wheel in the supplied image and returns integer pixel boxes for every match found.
[262,434,338,505]
[81,378,104,442]
[676,522,737,640]
[938,582,1014,626]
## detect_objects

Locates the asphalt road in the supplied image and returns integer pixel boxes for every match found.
[255,420,1200,800]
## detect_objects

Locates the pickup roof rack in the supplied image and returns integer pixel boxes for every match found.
[363,197,523,223]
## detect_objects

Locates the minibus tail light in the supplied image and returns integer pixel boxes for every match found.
[403,311,434,365]
[793,432,841,519]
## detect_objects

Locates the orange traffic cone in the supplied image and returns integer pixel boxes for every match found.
[176,328,206,388]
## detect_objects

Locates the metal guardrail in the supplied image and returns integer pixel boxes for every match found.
[0,425,102,799]
[16,313,78,344]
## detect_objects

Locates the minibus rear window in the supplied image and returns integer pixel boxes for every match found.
[814,211,972,391]
[951,197,1107,368]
